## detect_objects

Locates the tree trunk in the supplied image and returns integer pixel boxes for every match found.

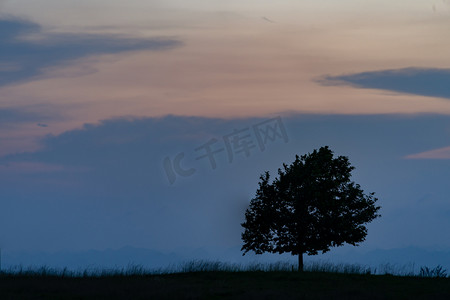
[298,253,303,272]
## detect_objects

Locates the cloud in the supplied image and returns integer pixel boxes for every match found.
[3,114,450,252]
[405,145,450,159]
[0,17,183,87]
[0,115,281,251]
[318,67,450,99]
[0,106,58,127]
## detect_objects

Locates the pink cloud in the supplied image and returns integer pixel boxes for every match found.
[405,146,450,159]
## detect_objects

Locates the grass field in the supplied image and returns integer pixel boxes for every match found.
[0,262,449,299]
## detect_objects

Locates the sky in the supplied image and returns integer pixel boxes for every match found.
[1,0,450,267]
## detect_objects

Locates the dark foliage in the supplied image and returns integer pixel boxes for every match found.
[419,265,448,278]
[241,146,381,268]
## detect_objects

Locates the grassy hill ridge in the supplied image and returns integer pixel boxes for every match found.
[1,271,449,299]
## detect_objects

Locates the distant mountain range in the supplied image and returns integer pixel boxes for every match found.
[2,246,449,273]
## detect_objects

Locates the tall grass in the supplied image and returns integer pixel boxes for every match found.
[0,260,448,278]
[178,260,294,273]
[419,265,448,278]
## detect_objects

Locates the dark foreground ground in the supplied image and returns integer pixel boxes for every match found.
[1,271,449,300]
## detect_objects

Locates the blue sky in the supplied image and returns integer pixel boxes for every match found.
[1,0,450,268]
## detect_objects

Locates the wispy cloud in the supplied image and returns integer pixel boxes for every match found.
[0,17,183,87]
[318,67,450,99]
[405,146,450,159]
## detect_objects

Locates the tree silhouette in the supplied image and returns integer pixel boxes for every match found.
[241,146,381,271]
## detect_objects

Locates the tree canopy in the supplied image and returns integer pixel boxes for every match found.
[241,146,381,270]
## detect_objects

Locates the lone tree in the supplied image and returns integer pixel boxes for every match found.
[241,146,380,271]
